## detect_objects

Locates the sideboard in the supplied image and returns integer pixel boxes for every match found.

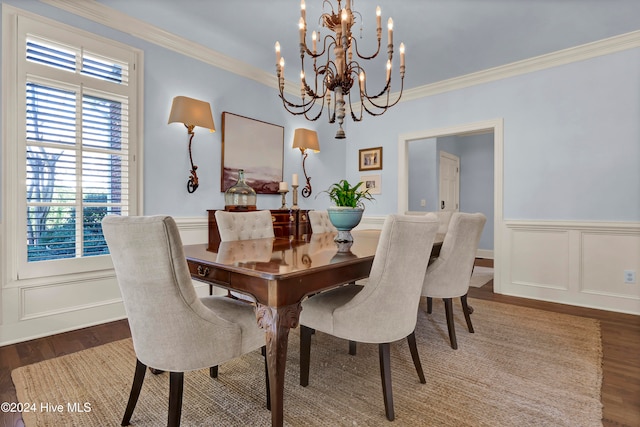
[207,208,310,251]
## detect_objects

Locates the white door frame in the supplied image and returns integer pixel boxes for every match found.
[397,118,504,292]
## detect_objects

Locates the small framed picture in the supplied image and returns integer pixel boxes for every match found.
[359,146,383,171]
[361,174,381,195]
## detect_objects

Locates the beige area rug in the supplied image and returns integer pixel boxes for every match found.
[12,299,602,427]
[469,266,494,288]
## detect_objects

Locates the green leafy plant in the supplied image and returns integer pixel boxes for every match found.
[322,179,375,208]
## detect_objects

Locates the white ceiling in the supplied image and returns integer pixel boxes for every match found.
[96,0,640,90]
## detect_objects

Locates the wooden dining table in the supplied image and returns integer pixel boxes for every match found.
[183,230,443,427]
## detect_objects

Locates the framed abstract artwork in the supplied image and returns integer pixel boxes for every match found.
[358,146,383,171]
[221,112,284,194]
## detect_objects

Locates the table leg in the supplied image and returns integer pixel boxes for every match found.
[256,302,302,427]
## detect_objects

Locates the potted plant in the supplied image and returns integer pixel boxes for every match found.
[321,179,375,242]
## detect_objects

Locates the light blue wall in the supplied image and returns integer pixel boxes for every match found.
[2,1,639,226]
[0,0,345,218]
[407,134,495,250]
[341,47,640,222]
[407,138,437,211]
[438,134,495,250]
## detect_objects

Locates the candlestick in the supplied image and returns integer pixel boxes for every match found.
[278,189,289,209]
[292,184,299,210]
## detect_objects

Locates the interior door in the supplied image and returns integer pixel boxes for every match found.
[439,151,459,212]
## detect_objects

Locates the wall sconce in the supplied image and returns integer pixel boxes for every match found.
[168,96,215,193]
[292,128,320,198]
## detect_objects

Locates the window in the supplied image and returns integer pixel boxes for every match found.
[3,11,141,279]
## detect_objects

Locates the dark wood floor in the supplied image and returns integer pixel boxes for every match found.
[1,259,639,427]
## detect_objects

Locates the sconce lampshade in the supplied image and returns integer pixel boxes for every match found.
[168,96,215,132]
[292,128,320,153]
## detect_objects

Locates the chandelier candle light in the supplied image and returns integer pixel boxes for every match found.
[275,0,405,139]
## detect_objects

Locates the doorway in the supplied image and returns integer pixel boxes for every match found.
[397,118,504,292]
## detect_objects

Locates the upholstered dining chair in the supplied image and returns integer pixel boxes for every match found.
[308,210,337,233]
[215,210,275,241]
[421,212,486,350]
[213,209,276,301]
[299,214,439,421]
[102,215,269,427]
[405,210,453,234]
[435,211,453,234]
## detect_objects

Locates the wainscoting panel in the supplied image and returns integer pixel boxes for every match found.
[510,229,570,290]
[21,275,122,320]
[581,232,640,298]
[503,221,640,315]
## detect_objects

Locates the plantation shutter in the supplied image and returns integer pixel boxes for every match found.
[21,32,135,268]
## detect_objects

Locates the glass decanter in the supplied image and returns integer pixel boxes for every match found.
[224,169,257,210]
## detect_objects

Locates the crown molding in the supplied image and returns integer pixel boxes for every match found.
[39,0,281,91]
[402,30,640,101]
[41,0,640,103]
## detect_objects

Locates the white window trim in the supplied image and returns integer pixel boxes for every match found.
[2,5,144,286]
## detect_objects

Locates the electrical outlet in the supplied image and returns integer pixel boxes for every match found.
[420,199,426,207]
[624,270,636,284]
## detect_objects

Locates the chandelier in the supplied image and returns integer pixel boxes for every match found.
[275,0,405,139]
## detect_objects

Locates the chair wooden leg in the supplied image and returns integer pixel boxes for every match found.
[349,340,357,355]
[168,372,184,427]
[443,298,458,350]
[261,346,271,410]
[461,294,475,333]
[299,325,313,387]
[121,358,147,426]
[209,366,218,378]
[426,296,433,314]
[406,332,426,384]
[378,343,395,421]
